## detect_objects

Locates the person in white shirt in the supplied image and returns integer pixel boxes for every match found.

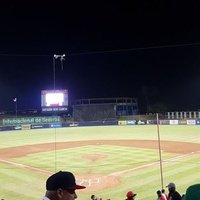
[43,171,86,200]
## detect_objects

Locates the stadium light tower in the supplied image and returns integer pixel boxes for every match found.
[13,97,17,117]
[53,54,65,89]
[52,54,65,172]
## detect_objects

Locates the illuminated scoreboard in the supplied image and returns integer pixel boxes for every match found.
[41,89,68,112]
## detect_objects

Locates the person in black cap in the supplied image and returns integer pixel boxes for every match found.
[42,171,86,200]
[166,182,182,200]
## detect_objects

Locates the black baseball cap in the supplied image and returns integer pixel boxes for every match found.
[46,171,86,190]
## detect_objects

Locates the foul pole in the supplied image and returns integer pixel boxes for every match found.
[156,113,164,189]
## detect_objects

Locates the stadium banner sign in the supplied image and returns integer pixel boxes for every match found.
[186,120,196,125]
[0,126,15,131]
[118,120,138,125]
[68,122,79,127]
[50,123,62,128]
[78,121,117,126]
[126,120,137,125]
[137,120,145,125]
[169,120,179,125]
[118,121,127,125]
[21,124,31,130]
[147,120,156,125]
[3,116,61,125]
[14,126,22,130]
[31,124,50,129]
[159,120,170,125]
[196,120,200,125]
[178,120,187,125]
[61,122,79,127]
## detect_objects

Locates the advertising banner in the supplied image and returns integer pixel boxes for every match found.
[147,120,156,125]
[127,120,137,125]
[78,121,117,126]
[14,126,22,130]
[31,124,50,129]
[3,116,61,125]
[118,121,127,125]
[137,120,145,125]
[50,123,62,128]
[68,123,79,127]
[178,120,187,125]
[159,120,170,125]
[169,120,179,125]
[196,120,200,125]
[102,121,118,126]
[0,126,15,131]
[22,124,31,130]
[187,120,196,125]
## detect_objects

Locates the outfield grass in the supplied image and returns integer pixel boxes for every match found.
[0,125,200,200]
[0,125,200,148]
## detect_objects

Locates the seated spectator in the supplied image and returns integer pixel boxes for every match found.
[42,171,86,200]
[91,195,96,200]
[166,182,182,200]
[157,190,167,200]
[161,189,168,199]
[126,191,137,200]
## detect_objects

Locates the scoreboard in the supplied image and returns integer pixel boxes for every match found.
[41,89,68,112]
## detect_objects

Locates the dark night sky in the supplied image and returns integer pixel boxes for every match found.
[0,1,200,112]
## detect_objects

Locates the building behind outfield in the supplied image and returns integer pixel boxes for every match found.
[72,97,138,122]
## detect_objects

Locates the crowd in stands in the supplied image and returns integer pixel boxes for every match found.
[89,182,200,200]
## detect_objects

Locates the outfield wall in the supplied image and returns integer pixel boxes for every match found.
[0,119,200,132]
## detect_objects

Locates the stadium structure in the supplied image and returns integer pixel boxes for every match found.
[72,97,138,121]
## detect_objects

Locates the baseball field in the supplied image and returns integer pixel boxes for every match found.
[0,125,200,200]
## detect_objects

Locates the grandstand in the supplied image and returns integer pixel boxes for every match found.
[72,97,138,121]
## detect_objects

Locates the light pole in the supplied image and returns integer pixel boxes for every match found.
[52,54,65,173]
[13,97,17,117]
[53,54,65,89]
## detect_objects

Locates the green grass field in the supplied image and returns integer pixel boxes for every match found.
[0,125,200,200]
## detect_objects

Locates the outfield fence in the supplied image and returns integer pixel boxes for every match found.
[0,118,200,132]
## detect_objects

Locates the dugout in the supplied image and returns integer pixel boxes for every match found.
[72,97,138,121]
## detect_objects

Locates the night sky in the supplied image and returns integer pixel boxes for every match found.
[0,2,200,113]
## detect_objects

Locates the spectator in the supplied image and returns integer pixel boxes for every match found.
[162,189,168,199]
[42,171,86,200]
[126,191,137,200]
[157,190,167,200]
[166,182,182,200]
[91,195,96,200]
[184,183,200,200]
[95,197,102,200]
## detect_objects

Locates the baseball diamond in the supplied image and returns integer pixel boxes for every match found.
[0,125,200,200]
